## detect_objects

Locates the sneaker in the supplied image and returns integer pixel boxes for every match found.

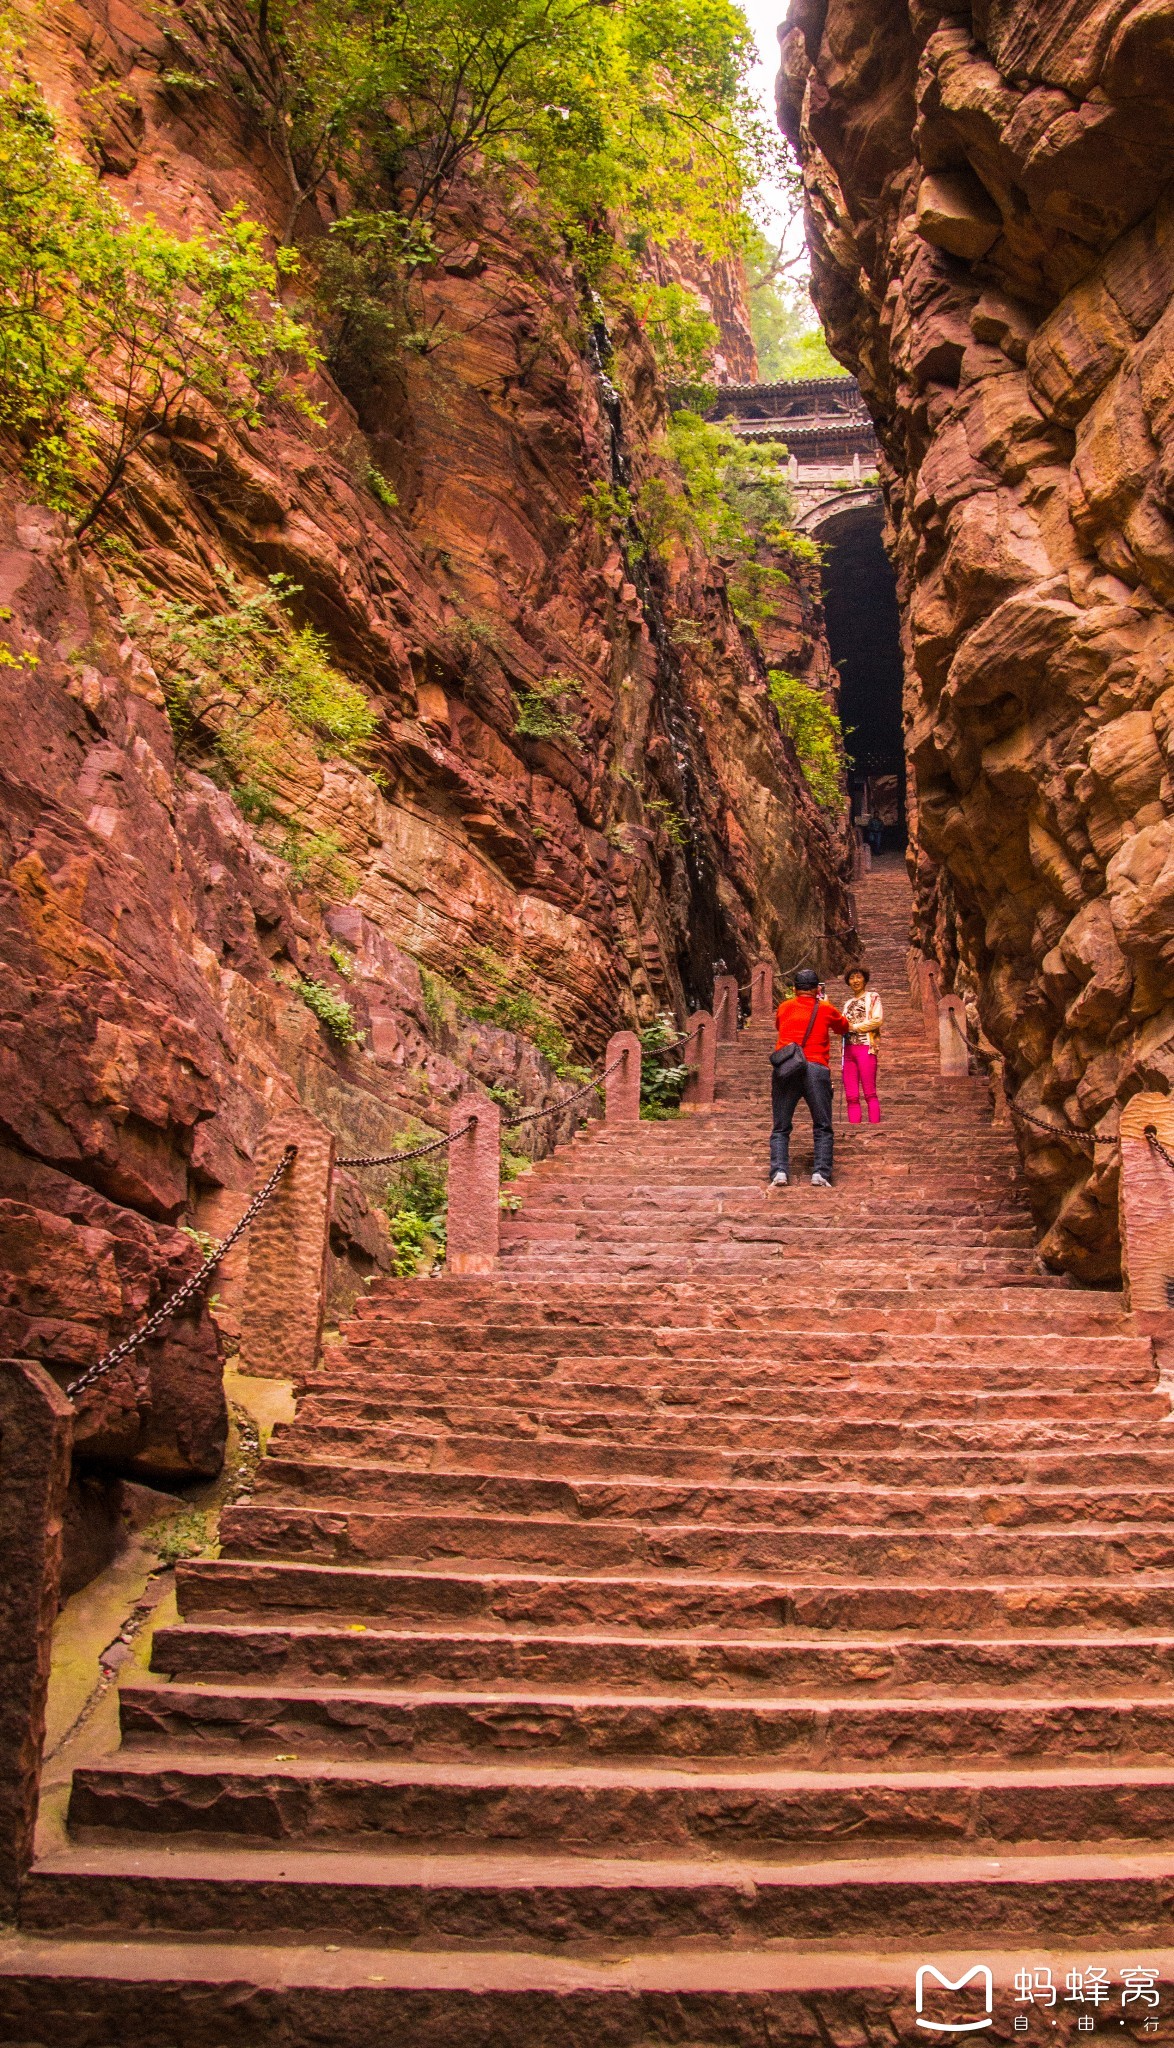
[770,1171,788,1187]
[811,1172,832,1187]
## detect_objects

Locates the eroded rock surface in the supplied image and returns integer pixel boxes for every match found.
[781,0,1174,1278]
[1,0,852,1522]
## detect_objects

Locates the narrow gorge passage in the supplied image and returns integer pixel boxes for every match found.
[4,866,1173,2042]
[824,512,907,852]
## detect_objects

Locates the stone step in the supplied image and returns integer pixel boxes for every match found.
[62,1750,1174,1855]
[217,1501,1174,1578]
[21,1842,1174,1948]
[3,1933,1171,2047]
[270,1422,1174,1487]
[109,1672,1174,1768]
[149,1618,1174,1696]
[340,1317,1140,1356]
[347,1288,1123,1329]
[178,1557,1174,1636]
[251,1458,1174,1531]
[295,1393,1172,1449]
[302,1382,1164,1430]
[292,1355,1162,1398]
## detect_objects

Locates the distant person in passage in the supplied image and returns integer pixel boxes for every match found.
[842,966,882,1128]
[769,968,851,1189]
[866,814,884,858]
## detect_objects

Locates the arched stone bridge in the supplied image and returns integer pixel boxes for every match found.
[706,376,881,538]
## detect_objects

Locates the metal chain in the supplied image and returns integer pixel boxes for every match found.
[338,1117,476,1171]
[66,1143,299,1404]
[1146,1127,1174,1177]
[341,1033,689,1164]
[1011,1103,1095,1152]
[501,1057,622,1136]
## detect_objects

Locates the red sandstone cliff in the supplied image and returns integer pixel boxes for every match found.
[781,0,1174,1281]
[1,0,852,1549]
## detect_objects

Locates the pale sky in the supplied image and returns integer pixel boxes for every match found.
[740,0,811,273]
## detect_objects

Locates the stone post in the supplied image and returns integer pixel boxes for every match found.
[990,1055,1011,1127]
[605,1031,641,1123]
[240,1108,335,1381]
[939,994,969,1077]
[750,961,774,1029]
[682,1010,716,1111]
[918,959,940,1042]
[0,1358,72,1913]
[447,1095,500,1276]
[1119,1092,1174,1314]
[906,947,922,1012]
[713,974,739,1043]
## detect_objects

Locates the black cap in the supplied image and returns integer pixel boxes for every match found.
[794,967,819,991]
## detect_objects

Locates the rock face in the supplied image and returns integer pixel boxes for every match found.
[1,0,852,1545]
[780,0,1174,1280]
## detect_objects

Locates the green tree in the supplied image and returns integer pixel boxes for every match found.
[180,0,777,266]
[0,71,315,536]
[744,225,846,382]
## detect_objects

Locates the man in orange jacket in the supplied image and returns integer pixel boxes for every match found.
[770,967,851,1188]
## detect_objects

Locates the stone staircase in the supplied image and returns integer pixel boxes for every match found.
[4,863,1174,2043]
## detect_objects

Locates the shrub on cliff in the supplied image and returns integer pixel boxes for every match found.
[128,570,379,790]
[768,670,844,812]
[0,70,316,538]
[648,411,808,633]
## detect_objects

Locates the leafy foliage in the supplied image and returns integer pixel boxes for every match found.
[130,571,379,794]
[297,976,363,1045]
[645,793,688,846]
[174,0,773,272]
[311,209,440,382]
[744,226,846,382]
[656,411,814,632]
[629,280,719,401]
[513,675,582,744]
[280,829,358,898]
[639,1013,689,1118]
[0,69,315,535]
[383,1148,448,1275]
[461,946,588,1080]
[768,670,845,811]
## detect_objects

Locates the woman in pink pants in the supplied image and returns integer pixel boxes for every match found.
[842,967,882,1125]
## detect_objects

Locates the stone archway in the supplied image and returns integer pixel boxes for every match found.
[803,495,906,848]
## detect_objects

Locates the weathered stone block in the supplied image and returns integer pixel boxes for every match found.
[682,1011,716,1110]
[1119,1091,1174,1311]
[0,1358,72,1912]
[604,1033,642,1123]
[447,1096,500,1277]
[239,1111,335,1382]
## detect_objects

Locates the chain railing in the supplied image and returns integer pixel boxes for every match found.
[1011,1102,1096,1153]
[938,997,1101,1154]
[337,1118,478,1172]
[1146,1125,1174,1177]
[63,1018,697,1406]
[338,1032,691,1171]
[65,1143,299,1404]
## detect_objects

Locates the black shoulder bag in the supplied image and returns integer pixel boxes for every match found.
[769,997,820,1081]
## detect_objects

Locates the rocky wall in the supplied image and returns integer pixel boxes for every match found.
[1,0,853,1552]
[780,0,1174,1280]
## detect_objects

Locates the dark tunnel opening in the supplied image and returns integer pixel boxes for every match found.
[817,504,906,851]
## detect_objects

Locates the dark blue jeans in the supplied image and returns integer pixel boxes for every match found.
[770,1060,834,1179]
